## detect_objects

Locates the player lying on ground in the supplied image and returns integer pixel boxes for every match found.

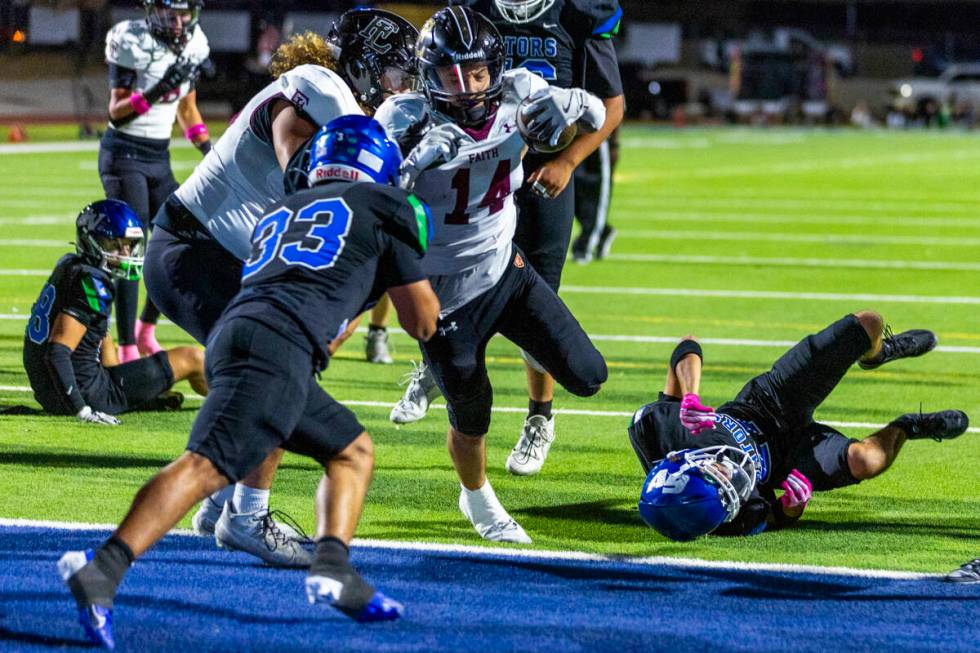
[141,8,419,566]
[628,311,969,540]
[375,7,608,543]
[58,117,440,649]
[23,200,207,424]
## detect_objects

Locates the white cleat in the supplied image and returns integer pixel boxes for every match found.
[389,361,441,424]
[365,328,394,364]
[458,489,532,544]
[506,415,555,476]
[191,496,224,536]
[213,503,312,568]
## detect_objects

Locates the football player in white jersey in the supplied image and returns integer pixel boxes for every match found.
[142,8,419,566]
[375,6,608,544]
[100,0,211,364]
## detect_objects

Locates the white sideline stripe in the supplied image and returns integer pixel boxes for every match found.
[2,386,978,434]
[619,229,980,248]
[560,285,980,306]
[0,517,936,580]
[605,253,980,273]
[0,140,193,155]
[0,317,978,353]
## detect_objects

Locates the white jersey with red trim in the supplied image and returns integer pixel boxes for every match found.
[375,68,548,313]
[104,19,210,140]
[175,64,362,260]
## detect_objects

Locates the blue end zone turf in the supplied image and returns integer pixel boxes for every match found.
[0,525,975,652]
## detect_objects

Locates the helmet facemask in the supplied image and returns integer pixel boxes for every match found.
[675,446,757,522]
[493,0,556,24]
[421,60,503,127]
[145,1,201,53]
[78,228,146,281]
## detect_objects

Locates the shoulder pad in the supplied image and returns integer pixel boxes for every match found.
[278,64,363,126]
[502,68,549,103]
[568,0,622,39]
[374,94,431,145]
[353,184,430,257]
[181,25,210,63]
[105,20,153,69]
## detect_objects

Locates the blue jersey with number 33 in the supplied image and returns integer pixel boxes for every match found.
[221,180,431,369]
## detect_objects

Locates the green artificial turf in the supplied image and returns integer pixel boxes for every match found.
[1,127,978,572]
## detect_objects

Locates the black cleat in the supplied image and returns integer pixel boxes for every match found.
[859,327,937,370]
[890,409,969,441]
[945,559,980,584]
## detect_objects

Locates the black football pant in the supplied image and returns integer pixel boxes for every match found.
[572,139,614,257]
[422,246,607,436]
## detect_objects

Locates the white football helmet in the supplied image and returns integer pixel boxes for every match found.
[494,0,556,24]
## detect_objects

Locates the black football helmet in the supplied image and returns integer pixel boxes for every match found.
[416,7,505,127]
[327,9,419,112]
[143,0,202,53]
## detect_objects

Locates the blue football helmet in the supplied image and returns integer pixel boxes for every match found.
[307,115,402,188]
[76,200,146,281]
[639,446,757,542]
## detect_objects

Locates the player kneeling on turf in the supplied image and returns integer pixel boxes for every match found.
[58,116,440,648]
[628,312,969,540]
[23,200,207,424]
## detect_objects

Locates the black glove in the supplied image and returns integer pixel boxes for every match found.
[144,57,198,104]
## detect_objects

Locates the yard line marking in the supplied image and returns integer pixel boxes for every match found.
[560,285,980,306]
[0,216,67,226]
[1,386,978,434]
[0,239,69,247]
[604,253,980,273]
[0,140,193,155]
[0,314,978,352]
[618,229,980,247]
[0,517,940,579]
[612,210,980,229]
[615,195,980,214]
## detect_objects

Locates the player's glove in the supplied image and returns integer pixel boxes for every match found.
[77,405,121,426]
[399,123,473,189]
[144,57,198,103]
[521,87,605,147]
[778,469,812,512]
[679,393,718,435]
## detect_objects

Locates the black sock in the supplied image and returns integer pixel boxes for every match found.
[528,399,552,420]
[368,324,386,333]
[68,536,134,609]
[310,537,374,616]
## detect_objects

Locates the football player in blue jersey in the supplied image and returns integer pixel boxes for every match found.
[394,0,626,478]
[22,200,207,424]
[100,0,212,363]
[629,312,969,540]
[142,8,420,566]
[58,116,439,648]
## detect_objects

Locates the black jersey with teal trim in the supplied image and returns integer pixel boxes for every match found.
[23,254,115,392]
[223,180,431,369]
[452,0,623,97]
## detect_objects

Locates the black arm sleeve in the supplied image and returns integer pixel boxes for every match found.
[43,342,86,414]
[581,39,623,99]
[108,64,138,90]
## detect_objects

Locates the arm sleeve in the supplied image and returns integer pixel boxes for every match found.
[582,39,623,98]
[108,64,138,90]
[43,342,87,414]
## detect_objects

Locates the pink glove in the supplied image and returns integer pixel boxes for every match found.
[779,469,813,511]
[679,393,718,435]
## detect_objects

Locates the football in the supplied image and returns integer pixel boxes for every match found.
[516,97,578,154]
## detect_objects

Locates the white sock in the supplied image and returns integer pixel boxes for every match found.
[461,480,507,526]
[208,485,234,509]
[232,484,270,515]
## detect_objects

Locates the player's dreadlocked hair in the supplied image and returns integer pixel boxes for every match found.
[269,32,338,78]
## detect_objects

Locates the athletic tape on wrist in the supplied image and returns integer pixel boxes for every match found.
[185,123,209,142]
[129,92,151,115]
